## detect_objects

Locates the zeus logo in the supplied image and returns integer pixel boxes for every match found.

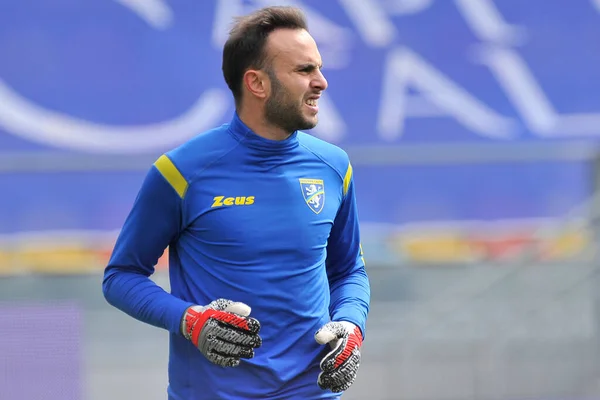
[211,196,255,208]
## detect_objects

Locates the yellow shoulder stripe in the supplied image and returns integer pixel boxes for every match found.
[343,163,353,196]
[359,243,366,266]
[154,155,188,198]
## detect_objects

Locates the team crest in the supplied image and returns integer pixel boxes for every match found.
[299,179,325,214]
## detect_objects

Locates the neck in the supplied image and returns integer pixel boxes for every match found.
[237,106,292,141]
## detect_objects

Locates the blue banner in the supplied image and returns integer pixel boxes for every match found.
[0,1,598,249]
[2,0,600,153]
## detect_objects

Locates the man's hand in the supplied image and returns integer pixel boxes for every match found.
[181,299,262,367]
[314,321,363,393]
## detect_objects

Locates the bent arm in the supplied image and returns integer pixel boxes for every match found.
[325,163,371,338]
[102,156,193,334]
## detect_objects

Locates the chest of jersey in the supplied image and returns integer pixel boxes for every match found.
[182,157,342,266]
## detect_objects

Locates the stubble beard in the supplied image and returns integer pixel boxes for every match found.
[264,69,317,135]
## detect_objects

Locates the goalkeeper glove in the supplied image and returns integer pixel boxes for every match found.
[181,299,262,367]
[314,321,363,393]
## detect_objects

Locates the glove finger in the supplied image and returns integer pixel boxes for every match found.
[208,299,235,312]
[314,328,337,345]
[326,374,355,394]
[315,322,345,345]
[209,321,262,348]
[318,351,360,392]
[208,299,251,317]
[206,350,241,368]
[203,319,262,348]
[317,370,329,390]
[318,370,351,392]
[318,373,351,392]
[209,309,261,335]
[224,301,252,317]
[319,336,347,373]
[210,337,255,359]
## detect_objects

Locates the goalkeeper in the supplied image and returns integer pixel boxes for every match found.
[102,5,370,400]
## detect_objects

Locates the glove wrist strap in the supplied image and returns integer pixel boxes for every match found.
[182,306,204,342]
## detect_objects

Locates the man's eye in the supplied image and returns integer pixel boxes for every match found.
[298,65,316,73]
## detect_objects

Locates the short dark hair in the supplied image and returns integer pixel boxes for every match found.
[222,6,308,106]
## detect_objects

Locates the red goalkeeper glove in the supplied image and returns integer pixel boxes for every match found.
[314,321,363,393]
[181,299,262,367]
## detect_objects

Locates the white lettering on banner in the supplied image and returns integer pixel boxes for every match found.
[478,46,600,136]
[382,0,524,45]
[338,0,396,47]
[0,81,231,154]
[377,47,516,140]
[476,47,558,133]
[453,0,525,45]
[1,0,600,153]
[114,0,173,30]
[0,0,232,153]
[380,0,433,15]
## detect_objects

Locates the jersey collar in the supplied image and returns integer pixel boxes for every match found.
[228,113,299,153]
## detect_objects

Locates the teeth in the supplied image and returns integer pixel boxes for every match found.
[306,99,317,106]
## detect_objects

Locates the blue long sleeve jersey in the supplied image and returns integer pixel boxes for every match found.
[102,113,371,400]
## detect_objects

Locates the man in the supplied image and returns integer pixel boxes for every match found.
[102,6,370,400]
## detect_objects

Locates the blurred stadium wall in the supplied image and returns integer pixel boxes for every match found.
[2,1,600,399]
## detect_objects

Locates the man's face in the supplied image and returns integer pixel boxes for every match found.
[263,29,328,134]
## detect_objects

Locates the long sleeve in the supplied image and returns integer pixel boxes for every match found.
[102,155,194,335]
[325,163,371,338]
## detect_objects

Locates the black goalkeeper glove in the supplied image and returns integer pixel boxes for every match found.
[181,299,262,367]
[314,321,363,393]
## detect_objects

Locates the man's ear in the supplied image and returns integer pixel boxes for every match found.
[243,69,269,100]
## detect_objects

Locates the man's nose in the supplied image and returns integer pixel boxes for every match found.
[312,70,328,91]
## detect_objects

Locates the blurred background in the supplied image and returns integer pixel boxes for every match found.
[2,0,600,399]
